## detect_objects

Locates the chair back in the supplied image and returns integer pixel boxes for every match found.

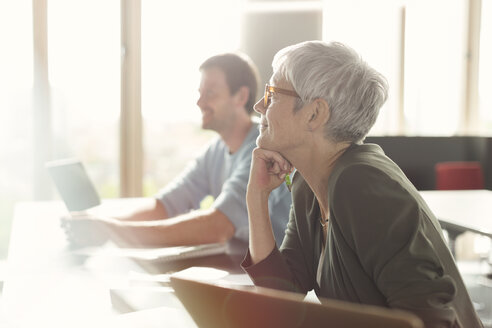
[435,161,484,190]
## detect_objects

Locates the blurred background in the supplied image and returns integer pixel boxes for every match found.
[0,0,491,260]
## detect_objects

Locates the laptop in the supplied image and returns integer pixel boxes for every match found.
[170,277,424,328]
[46,158,101,212]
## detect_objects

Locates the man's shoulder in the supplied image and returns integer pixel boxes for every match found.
[206,122,258,154]
[234,122,260,157]
[241,122,259,146]
[201,136,227,156]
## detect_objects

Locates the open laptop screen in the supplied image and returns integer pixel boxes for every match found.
[46,159,101,212]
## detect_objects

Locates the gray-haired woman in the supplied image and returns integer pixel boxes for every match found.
[243,40,482,328]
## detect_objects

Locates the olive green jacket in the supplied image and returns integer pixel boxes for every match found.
[243,143,482,328]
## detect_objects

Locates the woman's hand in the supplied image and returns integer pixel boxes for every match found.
[246,147,292,263]
[247,147,293,196]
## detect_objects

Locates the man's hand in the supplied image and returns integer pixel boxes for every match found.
[247,147,293,196]
[60,214,114,248]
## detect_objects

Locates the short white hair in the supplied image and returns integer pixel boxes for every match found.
[272,41,388,144]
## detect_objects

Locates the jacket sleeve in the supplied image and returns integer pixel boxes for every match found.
[241,215,313,294]
[242,174,315,295]
[332,163,462,327]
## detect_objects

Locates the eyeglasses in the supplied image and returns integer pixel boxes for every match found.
[264,84,300,108]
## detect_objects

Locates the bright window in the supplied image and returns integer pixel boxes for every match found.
[323,0,405,135]
[478,0,492,129]
[324,0,468,136]
[48,0,120,197]
[404,0,467,135]
[141,0,240,195]
[0,0,33,258]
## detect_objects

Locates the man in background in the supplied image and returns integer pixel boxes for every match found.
[63,52,291,250]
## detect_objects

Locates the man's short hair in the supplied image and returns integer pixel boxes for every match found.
[200,53,260,115]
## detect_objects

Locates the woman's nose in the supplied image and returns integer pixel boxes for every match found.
[254,98,266,114]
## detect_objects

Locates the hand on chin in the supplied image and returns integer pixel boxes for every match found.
[256,136,281,154]
[256,134,271,149]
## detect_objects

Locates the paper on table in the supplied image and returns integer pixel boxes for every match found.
[128,267,229,286]
[74,242,227,262]
[128,267,253,287]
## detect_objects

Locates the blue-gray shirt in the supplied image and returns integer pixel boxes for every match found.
[156,123,291,246]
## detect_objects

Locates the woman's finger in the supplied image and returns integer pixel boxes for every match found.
[270,161,282,174]
[254,148,292,172]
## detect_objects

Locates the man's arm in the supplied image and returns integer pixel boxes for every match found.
[87,207,235,247]
[62,198,170,247]
[111,198,169,221]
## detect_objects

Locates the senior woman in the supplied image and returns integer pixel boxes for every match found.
[242,41,482,328]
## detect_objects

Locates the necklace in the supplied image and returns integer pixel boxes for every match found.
[319,217,329,227]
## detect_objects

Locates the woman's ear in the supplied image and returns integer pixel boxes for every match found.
[306,98,330,132]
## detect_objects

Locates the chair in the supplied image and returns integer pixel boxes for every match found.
[435,161,484,190]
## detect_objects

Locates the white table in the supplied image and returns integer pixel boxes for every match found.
[420,190,492,238]
[1,200,246,328]
[420,190,492,257]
